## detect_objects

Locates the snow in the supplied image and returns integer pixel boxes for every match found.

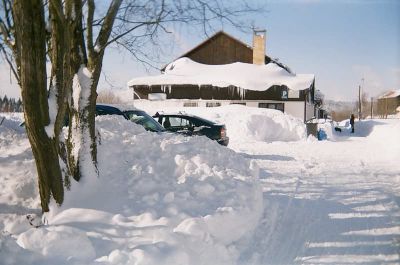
[132,103,307,148]
[45,78,58,138]
[0,106,399,265]
[72,66,93,111]
[94,44,101,53]
[378,89,400,99]
[127,57,314,92]
[71,66,97,179]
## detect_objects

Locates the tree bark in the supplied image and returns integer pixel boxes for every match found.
[66,0,122,182]
[65,0,94,181]
[13,0,64,212]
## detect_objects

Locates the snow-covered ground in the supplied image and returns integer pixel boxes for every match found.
[0,105,399,265]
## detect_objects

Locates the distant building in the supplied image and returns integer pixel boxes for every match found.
[128,31,317,122]
[377,89,400,118]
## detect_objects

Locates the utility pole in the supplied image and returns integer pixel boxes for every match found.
[370,97,373,119]
[358,78,364,120]
[358,85,362,120]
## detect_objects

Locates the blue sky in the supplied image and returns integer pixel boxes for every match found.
[1,0,399,101]
[252,0,400,100]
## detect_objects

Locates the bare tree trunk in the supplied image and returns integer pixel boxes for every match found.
[13,0,63,212]
[66,0,122,181]
[47,0,75,188]
[64,0,96,181]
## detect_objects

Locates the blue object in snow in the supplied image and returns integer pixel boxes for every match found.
[318,129,327,141]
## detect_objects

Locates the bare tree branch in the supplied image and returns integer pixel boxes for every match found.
[86,0,95,59]
[92,0,122,55]
[2,0,13,30]
[0,43,19,82]
[0,19,13,49]
[108,0,260,57]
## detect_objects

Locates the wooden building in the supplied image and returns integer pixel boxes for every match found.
[128,31,316,122]
[377,89,400,118]
[161,30,291,72]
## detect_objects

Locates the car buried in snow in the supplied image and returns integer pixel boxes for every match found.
[95,104,165,133]
[19,105,166,133]
[122,109,166,133]
[153,112,229,146]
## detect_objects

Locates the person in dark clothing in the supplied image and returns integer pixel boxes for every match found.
[163,117,171,129]
[350,114,355,133]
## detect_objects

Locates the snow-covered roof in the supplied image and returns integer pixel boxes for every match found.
[128,57,314,91]
[378,89,400,99]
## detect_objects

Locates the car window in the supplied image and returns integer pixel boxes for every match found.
[168,117,179,127]
[125,111,165,132]
[168,117,191,128]
[126,112,144,123]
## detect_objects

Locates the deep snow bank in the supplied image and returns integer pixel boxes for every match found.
[15,116,262,265]
[133,103,307,145]
[1,111,399,265]
[0,114,39,236]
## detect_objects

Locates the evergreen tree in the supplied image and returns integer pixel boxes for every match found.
[3,95,9,112]
[0,95,23,112]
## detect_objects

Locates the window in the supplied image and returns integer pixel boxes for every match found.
[169,117,191,127]
[148,93,166,101]
[258,103,284,112]
[206,102,221,107]
[281,90,288,99]
[183,102,198,107]
[288,90,299,98]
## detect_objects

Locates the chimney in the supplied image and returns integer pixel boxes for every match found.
[253,29,266,65]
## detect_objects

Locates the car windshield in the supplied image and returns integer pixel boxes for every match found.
[124,110,165,132]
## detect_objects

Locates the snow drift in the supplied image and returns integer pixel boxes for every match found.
[5,116,263,265]
[2,109,399,265]
[133,103,307,146]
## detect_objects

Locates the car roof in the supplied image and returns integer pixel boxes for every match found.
[95,104,148,115]
[96,104,119,109]
[154,112,217,125]
[96,104,124,113]
[103,104,142,112]
[123,109,147,114]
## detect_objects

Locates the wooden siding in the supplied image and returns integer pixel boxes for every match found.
[161,31,272,71]
[377,96,400,117]
[185,33,253,65]
[133,85,307,101]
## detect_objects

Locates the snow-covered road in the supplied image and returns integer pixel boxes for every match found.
[235,120,400,264]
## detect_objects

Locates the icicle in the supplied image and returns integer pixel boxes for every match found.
[236,86,245,99]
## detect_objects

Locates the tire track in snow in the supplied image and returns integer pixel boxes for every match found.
[235,137,400,264]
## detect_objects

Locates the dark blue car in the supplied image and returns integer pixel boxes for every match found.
[21,105,165,133]
[96,105,165,132]
[95,104,126,117]
[153,112,229,146]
